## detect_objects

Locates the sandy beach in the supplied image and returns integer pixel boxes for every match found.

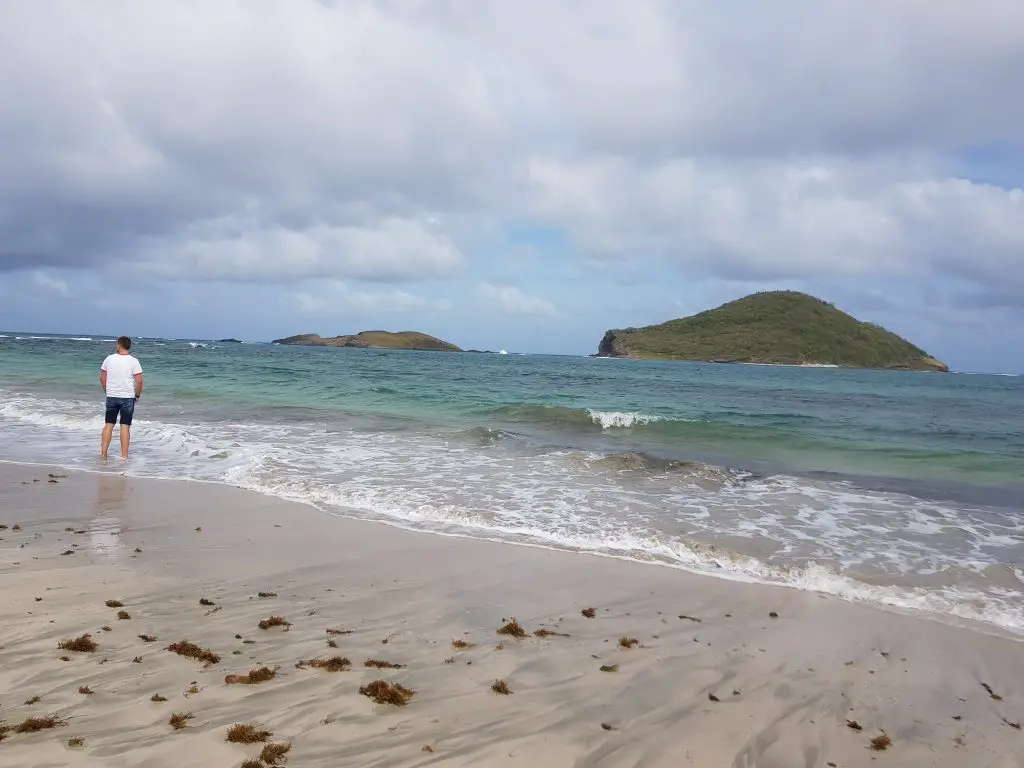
[0,463,1021,767]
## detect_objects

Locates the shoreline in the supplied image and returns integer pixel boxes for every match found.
[2,458,1021,645]
[1,464,1022,766]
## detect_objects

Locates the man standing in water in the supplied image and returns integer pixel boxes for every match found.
[100,336,143,461]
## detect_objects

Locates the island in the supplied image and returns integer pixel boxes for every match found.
[271,330,461,352]
[596,291,948,371]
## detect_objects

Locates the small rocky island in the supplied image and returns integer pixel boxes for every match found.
[597,291,948,371]
[272,330,461,352]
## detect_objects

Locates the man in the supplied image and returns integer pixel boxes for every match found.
[100,336,143,461]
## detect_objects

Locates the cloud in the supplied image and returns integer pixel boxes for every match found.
[0,0,1023,320]
[526,156,1024,293]
[32,271,69,297]
[138,217,462,283]
[478,283,557,316]
[294,281,452,314]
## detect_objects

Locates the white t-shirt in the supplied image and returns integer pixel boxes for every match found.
[101,354,143,399]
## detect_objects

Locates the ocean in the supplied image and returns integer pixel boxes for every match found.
[1,333,1022,636]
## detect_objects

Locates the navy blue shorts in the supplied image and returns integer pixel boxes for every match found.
[104,397,136,426]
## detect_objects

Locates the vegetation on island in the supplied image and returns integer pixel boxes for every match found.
[272,330,461,352]
[597,291,948,371]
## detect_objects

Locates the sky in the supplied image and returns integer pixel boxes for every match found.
[1,1,1023,372]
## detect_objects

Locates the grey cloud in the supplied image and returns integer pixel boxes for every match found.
[421,0,1024,156]
[0,0,1022,303]
[526,156,1024,297]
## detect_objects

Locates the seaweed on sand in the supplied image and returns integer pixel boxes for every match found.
[870,733,892,751]
[224,666,278,685]
[359,680,415,705]
[58,635,97,653]
[533,629,570,638]
[300,656,351,672]
[258,616,291,631]
[166,640,220,665]
[260,742,292,765]
[496,619,527,638]
[15,715,68,733]
[226,722,272,743]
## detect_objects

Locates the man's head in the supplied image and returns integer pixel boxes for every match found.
[117,336,132,352]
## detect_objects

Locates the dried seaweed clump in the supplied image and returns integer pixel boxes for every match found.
[359,680,416,706]
[982,682,1003,701]
[199,598,215,607]
[364,659,406,669]
[58,634,97,653]
[581,607,597,618]
[260,742,292,765]
[166,639,221,665]
[67,736,85,748]
[599,664,619,672]
[497,619,528,638]
[105,600,124,608]
[15,715,68,733]
[451,639,475,650]
[226,722,273,743]
[240,761,264,768]
[618,636,639,649]
[224,666,278,685]
[870,733,892,751]
[138,634,157,643]
[534,629,570,638]
[257,616,291,631]
[78,686,94,695]
[169,712,194,731]
[491,679,512,695]
[150,694,168,702]
[258,592,278,598]
[24,695,42,705]
[303,656,351,672]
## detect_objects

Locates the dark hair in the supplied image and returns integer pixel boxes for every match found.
[117,336,132,351]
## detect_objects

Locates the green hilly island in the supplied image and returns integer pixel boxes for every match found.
[272,330,461,352]
[597,291,948,371]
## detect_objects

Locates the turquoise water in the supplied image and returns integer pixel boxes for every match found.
[2,333,1023,634]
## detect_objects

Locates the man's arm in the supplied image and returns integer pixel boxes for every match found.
[100,369,107,392]
[134,373,143,400]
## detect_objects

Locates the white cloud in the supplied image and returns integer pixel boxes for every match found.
[32,271,69,297]
[0,0,1022,305]
[527,156,1024,291]
[295,281,451,315]
[139,217,462,283]
[478,283,557,316]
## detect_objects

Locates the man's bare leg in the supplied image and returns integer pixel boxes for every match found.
[101,424,114,459]
[119,425,131,460]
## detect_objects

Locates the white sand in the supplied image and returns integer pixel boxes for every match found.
[1,464,1021,767]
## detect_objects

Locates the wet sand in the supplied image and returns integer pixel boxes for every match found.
[0,464,1021,767]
